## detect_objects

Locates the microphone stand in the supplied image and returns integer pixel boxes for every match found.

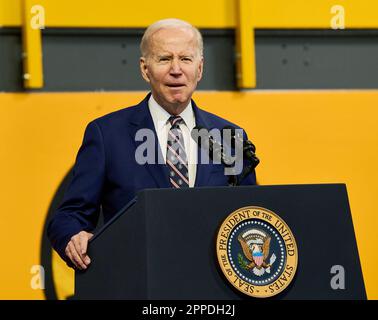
[227,168,238,186]
[222,140,259,186]
[237,144,260,185]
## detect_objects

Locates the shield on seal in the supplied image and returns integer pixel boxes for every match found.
[253,252,264,267]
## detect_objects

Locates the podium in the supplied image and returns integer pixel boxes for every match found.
[74,184,366,299]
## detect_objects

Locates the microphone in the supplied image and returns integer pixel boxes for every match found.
[221,126,260,185]
[191,126,234,166]
[222,126,260,167]
[191,125,238,186]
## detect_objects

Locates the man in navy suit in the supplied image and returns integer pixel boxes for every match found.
[48,18,256,269]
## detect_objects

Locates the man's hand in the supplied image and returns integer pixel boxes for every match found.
[65,231,94,270]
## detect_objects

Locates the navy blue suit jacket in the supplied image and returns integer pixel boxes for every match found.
[48,93,256,263]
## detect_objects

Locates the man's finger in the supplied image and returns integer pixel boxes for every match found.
[67,243,83,269]
[68,242,87,270]
[71,236,84,259]
[66,245,81,270]
[79,235,91,265]
[79,232,90,255]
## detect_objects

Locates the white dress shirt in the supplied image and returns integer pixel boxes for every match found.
[148,95,197,187]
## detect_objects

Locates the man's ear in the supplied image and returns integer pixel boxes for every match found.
[140,57,150,83]
[197,56,204,82]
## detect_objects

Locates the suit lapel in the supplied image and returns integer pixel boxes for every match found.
[192,101,213,187]
[128,94,170,188]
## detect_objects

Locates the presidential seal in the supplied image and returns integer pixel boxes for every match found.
[216,206,298,298]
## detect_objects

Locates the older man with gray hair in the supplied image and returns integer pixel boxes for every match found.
[48,18,256,270]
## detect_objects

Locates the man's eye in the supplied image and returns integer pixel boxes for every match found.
[182,57,192,62]
[159,57,169,62]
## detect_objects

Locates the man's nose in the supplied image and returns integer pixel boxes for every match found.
[170,59,182,75]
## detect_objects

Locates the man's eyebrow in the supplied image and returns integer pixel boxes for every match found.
[157,54,172,58]
[156,53,195,58]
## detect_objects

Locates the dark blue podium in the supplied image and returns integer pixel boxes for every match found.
[74,184,366,300]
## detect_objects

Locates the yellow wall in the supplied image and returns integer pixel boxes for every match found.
[0,90,377,299]
[1,0,378,28]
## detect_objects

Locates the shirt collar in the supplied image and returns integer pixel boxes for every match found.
[148,94,195,130]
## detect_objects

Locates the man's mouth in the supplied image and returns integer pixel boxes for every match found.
[166,84,185,88]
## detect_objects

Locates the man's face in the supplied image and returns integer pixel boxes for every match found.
[140,27,203,113]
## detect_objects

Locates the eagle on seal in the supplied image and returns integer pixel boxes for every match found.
[238,229,272,271]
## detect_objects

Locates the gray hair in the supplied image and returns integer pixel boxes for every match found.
[140,18,203,58]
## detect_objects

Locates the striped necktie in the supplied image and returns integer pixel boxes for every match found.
[166,116,189,188]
